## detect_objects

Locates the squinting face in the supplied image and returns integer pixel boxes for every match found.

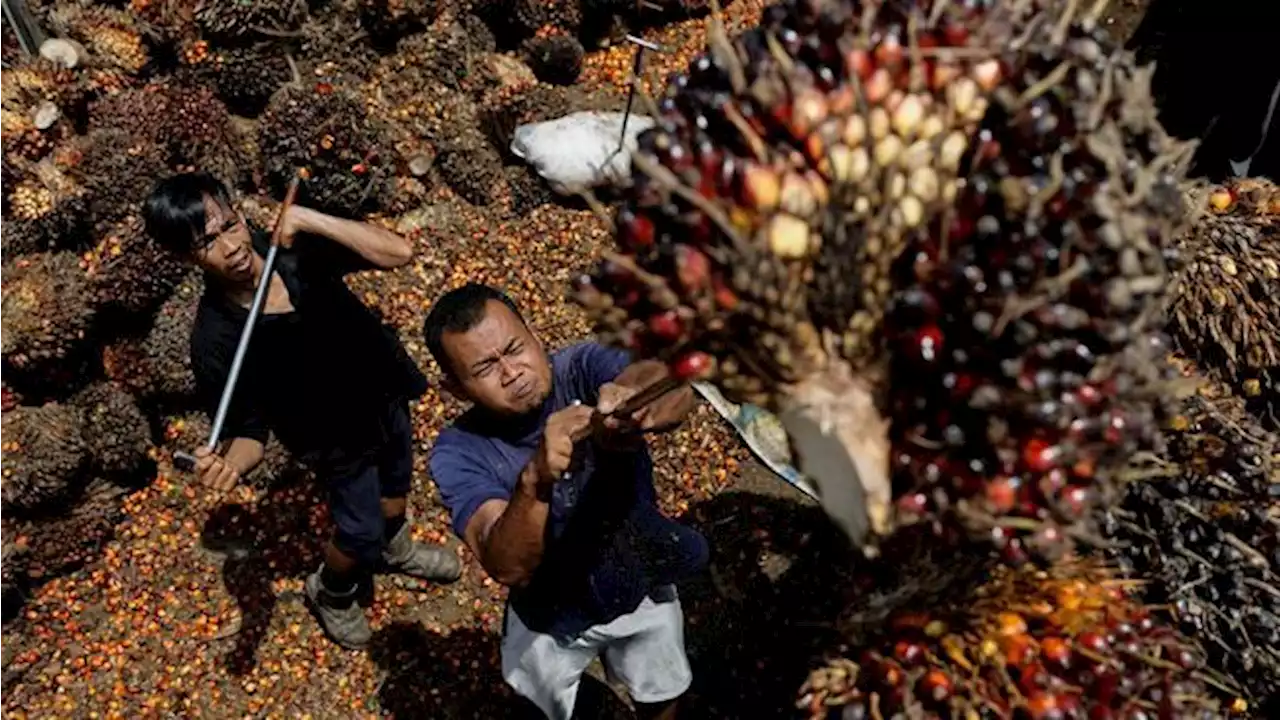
[442,301,552,417]
[193,195,256,284]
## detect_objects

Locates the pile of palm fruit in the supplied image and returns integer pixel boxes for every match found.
[573,0,1276,715]
[0,0,640,610]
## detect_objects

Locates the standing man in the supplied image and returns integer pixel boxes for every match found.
[424,283,708,720]
[144,172,461,649]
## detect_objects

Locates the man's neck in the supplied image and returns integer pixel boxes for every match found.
[221,253,267,309]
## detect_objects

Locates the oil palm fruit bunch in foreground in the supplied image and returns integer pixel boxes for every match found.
[798,559,1228,719]
[1166,179,1280,429]
[573,0,1192,559]
[1100,361,1280,712]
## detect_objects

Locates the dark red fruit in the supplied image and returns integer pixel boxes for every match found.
[1022,438,1060,473]
[917,669,953,703]
[647,311,683,342]
[619,209,656,249]
[675,245,711,291]
[672,351,714,381]
[892,640,926,667]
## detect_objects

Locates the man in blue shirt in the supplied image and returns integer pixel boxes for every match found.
[424,283,708,720]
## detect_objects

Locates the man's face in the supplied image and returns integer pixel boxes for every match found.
[441,301,552,417]
[192,195,255,284]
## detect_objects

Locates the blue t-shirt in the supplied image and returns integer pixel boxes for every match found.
[428,342,708,639]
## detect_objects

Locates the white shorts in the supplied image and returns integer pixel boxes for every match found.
[500,590,693,720]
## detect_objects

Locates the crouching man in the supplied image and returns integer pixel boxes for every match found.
[424,284,708,720]
[144,173,461,649]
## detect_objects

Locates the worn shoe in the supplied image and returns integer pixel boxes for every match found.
[381,523,462,583]
[304,568,372,649]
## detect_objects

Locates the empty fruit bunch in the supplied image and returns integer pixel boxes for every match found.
[573,0,1192,559]
[1101,363,1280,712]
[1167,180,1280,428]
[799,559,1227,720]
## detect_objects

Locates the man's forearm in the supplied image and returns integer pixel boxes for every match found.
[221,437,265,476]
[481,465,551,587]
[293,207,413,269]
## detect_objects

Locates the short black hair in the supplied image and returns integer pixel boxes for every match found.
[144,172,233,254]
[423,283,523,377]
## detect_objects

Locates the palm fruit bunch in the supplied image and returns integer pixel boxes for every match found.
[0,402,88,514]
[195,0,308,42]
[512,0,582,36]
[82,214,188,316]
[437,126,506,207]
[1100,365,1280,712]
[64,129,169,229]
[46,2,150,74]
[70,382,152,480]
[1,253,96,372]
[137,272,203,402]
[521,26,586,85]
[571,0,1191,559]
[0,58,85,162]
[1166,180,1279,428]
[259,82,397,218]
[506,165,554,216]
[1,156,90,255]
[1,520,31,602]
[798,559,1224,720]
[89,82,250,187]
[18,477,126,579]
[178,42,294,117]
[354,0,439,40]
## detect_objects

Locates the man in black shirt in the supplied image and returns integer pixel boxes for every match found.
[144,173,460,649]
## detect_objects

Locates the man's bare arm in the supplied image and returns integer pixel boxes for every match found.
[221,437,265,476]
[463,465,552,588]
[283,206,413,269]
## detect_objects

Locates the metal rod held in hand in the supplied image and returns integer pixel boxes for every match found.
[174,177,302,473]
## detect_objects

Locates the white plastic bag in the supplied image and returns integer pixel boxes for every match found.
[510,111,656,195]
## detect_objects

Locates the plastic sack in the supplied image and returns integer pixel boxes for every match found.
[510,111,656,195]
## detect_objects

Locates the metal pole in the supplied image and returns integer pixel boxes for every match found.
[618,35,666,153]
[2,0,47,57]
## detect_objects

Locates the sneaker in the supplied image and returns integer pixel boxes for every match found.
[381,522,462,583]
[304,567,372,649]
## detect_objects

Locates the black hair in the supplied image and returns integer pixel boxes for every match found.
[143,172,234,255]
[423,283,523,377]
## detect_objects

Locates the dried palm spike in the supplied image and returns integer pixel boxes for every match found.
[800,559,1226,720]
[0,402,88,514]
[1,253,96,368]
[1102,364,1280,709]
[573,0,1192,557]
[259,82,397,218]
[47,4,149,73]
[70,382,151,479]
[19,476,127,579]
[83,213,189,316]
[196,0,308,41]
[1167,180,1280,428]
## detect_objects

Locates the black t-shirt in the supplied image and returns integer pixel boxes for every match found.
[189,229,428,466]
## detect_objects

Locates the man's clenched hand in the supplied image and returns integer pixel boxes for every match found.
[528,404,595,486]
[193,446,241,492]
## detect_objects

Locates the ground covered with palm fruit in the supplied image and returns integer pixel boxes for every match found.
[2,1,1278,719]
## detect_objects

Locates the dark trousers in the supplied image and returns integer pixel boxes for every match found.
[318,400,414,566]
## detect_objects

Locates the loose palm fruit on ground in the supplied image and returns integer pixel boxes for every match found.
[1,252,95,371]
[1101,364,1280,712]
[259,82,398,217]
[1167,180,1279,428]
[573,0,1190,558]
[69,382,151,480]
[0,401,88,515]
[799,559,1225,720]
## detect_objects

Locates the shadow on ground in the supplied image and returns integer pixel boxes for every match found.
[369,620,633,719]
[200,470,323,676]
